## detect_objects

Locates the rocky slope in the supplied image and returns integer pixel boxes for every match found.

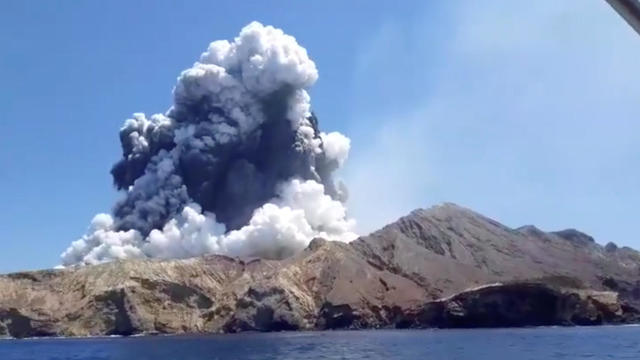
[1,203,639,338]
[353,203,640,307]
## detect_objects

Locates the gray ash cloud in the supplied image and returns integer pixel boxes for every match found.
[61,22,354,266]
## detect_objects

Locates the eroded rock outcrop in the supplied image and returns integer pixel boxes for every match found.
[352,203,640,308]
[1,204,639,338]
[0,239,426,337]
[400,283,640,328]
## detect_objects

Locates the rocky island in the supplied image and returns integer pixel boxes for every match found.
[1,203,639,338]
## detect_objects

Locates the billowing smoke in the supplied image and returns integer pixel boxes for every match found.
[61,22,356,266]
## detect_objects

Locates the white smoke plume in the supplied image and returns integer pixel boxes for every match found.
[61,22,356,266]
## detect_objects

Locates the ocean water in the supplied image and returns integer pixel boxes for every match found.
[1,326,639,360]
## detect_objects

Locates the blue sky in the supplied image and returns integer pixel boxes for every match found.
[1,1,638,272]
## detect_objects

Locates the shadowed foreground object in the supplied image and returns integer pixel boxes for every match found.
[2,204,639,338]
[606,0,640,35]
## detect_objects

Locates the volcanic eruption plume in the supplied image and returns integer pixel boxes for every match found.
[61,22,356,266]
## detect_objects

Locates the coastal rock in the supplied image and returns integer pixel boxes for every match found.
[352,203,640,307]
[1,203,639,338]
[0,239,426,337]
[403,283,640,328]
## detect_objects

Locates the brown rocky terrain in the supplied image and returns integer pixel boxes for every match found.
[353,204,640,307]
[1,203,639,338]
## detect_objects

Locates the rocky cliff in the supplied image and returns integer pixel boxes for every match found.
[353,203,640,307]
[1,203,639,338]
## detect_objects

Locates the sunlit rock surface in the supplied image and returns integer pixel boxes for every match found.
[2,204,639,338]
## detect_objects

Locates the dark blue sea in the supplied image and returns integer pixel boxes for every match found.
[2,326,639,360]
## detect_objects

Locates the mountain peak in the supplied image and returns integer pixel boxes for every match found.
[551,229,595,245]
[408,202,479,219]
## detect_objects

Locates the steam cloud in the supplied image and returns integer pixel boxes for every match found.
[61,22,356,266]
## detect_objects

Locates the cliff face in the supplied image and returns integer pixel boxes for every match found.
[404,283,639,329]
[0,239,426,337]
[352,203,640,307]
[1,204,639,338]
